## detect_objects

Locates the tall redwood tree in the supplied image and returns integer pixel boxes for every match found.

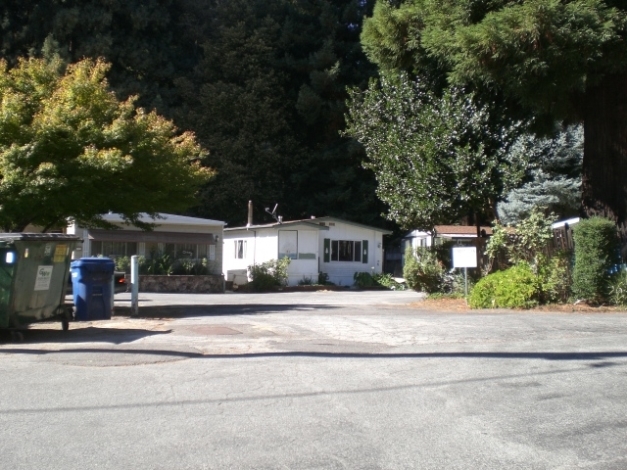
[361,0,627,230]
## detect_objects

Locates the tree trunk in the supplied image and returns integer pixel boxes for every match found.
[582,73,627,236]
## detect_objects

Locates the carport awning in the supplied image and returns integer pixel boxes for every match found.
[88,229,217,244]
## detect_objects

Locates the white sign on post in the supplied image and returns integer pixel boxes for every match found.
[452,247,477,268]
[452,246,477,298]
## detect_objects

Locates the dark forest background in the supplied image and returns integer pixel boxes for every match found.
[0,0,386,228]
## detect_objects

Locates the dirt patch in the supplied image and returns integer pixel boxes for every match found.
[411,297,627,314]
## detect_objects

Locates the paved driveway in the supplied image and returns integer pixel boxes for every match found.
[1,291,626,469]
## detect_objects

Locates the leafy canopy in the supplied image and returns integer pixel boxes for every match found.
[0,57,213,232]
[346,75,521,229]
[362,0,627,119]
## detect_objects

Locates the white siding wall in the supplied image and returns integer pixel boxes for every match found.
[286,230,319,285]
[319,222,386,286]
[224,228,320,286]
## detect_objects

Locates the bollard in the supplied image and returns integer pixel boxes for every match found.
[131,255,139,317]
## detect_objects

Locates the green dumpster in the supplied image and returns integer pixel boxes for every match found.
[0,233,81,331]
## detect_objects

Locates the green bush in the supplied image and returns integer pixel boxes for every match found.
[354,271,377,288]
[373,273,406,290]
[318,272,333,285]
[138,253,172,275]
[537,251,572,303]
[403,246,446,293]
[169,258,209,275]
[469,263,540,309]
[353,272,407,290]
[298,276,314,286]
[572,217,617,303]
[115,256,131,273]
[609,270,627,307]
[248,257,291,292]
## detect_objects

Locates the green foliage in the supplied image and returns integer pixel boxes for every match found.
[1,0,385,229]
[403,246,446,293]
[298,276,314,286]
[318,271,333,285]
[346,75,519,229]
[169,258,209,276]
[373,273,406,291]
[179,0,383,227]
[572,217,618,303]
[248,257,291,292]
[537,251,573,304]
[138,254,173,276]
[115,256,131,273]
[353,272,377,288]
[354,271,406,290]
[498,125,583,224]
[609,271,627,307]
[0,57,213,232]
[469,263,540,309]
[485,207,556,272]
[362,1,627,118]
[361,0,627,230]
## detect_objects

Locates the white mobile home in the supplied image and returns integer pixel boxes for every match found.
[223,216,392,287]
[67,212,225,275]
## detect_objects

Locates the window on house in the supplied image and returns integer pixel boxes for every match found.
[235,240,246,259]
[91,241,137,258]
[331,240,362,262]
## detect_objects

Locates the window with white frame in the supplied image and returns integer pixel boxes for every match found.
[331,240,362,262]
[234,240,247,259]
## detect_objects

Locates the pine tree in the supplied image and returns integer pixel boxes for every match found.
[498,125,583,224]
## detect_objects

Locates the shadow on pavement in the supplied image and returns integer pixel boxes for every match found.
[1,348,627,362]
[0,327,171,345]
[113,303,340,318]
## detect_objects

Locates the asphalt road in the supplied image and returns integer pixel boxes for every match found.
[1,290,626,469]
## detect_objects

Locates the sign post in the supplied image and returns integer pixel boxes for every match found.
[452,246,477,298]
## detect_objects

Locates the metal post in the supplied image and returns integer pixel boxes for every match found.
[131,255,139,317]
[464,267,468,298]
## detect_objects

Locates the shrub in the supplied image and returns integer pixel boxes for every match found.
[138,253,172,275]
[485,207,556,274]
[373,273,406,290]
[572,217,617,303]
[298,276,314,286]
[318,272,333,285]
[115,256,131,273]
[469,263,540,309]
[537,251,572,303]
[169,258,209,275]
[609,270,627,307]
[248,257,291,291]
[403,246,446,293]
[354,271,377,288]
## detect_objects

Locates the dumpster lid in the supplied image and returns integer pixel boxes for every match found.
[0,233,81,242]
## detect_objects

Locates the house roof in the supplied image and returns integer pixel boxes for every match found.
[225,220,329,232]
[225,216,392,234]
[312,216,393,235]
[434,225,493,236]
[99,212,225,227]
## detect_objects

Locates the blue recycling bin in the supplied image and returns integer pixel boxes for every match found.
[70,258,115,321]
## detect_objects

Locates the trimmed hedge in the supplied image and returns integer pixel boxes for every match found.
[572,217,617,303]
[469,263,540,309]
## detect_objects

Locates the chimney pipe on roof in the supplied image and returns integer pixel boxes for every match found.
[247,200,253,228]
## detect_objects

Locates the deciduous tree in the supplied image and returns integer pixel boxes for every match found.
[0,58,212,232]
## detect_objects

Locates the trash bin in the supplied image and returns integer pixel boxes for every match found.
[0,233,81,331]
[71,258,115,321]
